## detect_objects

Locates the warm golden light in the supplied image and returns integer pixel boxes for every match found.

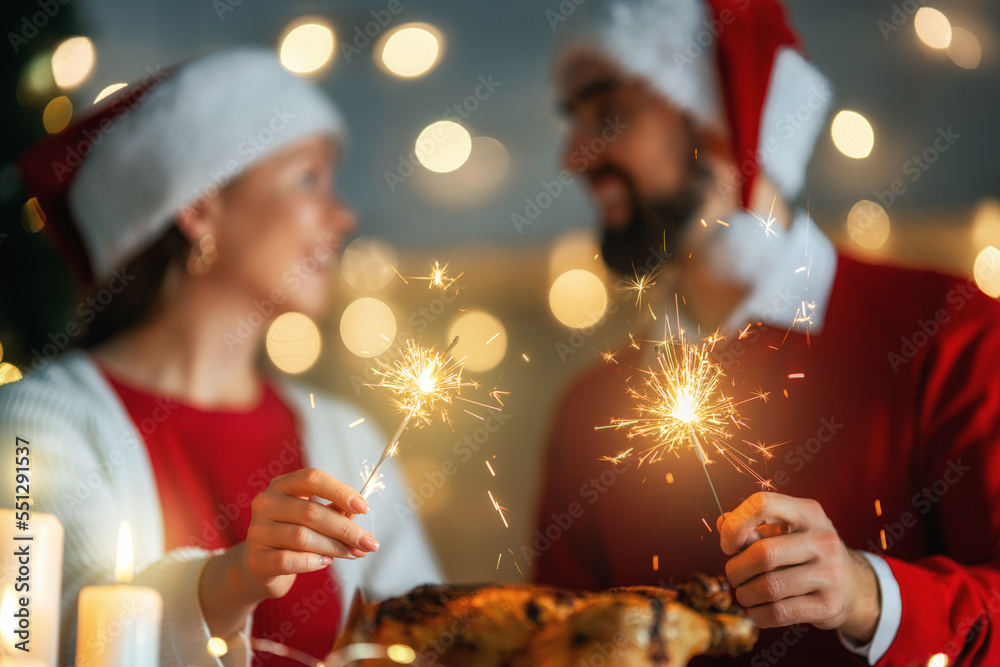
[549,230,607,284]
[207,637,228,657]
[115,521,134,584]
[379,24,441,77]
[972,198,1000,251]
[0,587,17,653]
[973,246,1000,298]
[948,27,982,69]
[279,20,336,74]
[341,237,398,291]
[831,110,875,159]
[266,312,322,374]
[340,298,396,358]
[386,644,417,663]
[51,36,95,88]
[94,83,127,104]
[549,269,607,329]
[415,120,472,173]
[43,96,73,134]
[915,8,952,49]
[447,311,508,372]
[927,653,949,667]
[21,197,46,233]
[846,199,890,250]
[0,364,21,386]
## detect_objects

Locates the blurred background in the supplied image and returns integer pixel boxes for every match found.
[1,0,998,584]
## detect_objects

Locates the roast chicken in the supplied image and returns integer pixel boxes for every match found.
[333,573,757,666]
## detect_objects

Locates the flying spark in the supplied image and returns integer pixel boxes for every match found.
[412,260,463,292]
[618,264,663,308]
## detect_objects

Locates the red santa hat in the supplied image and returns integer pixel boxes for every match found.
[558,0,831,208]
[18,47,345,285]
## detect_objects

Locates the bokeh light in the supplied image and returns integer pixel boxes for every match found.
[927,653,949,667]
[973,246,1000,298]
[42,96,73,134]
[17,54,55,106]
[948,27,982,69]
[549,269,608,329]
[21,198,46,234]
[379,24,441,77]
[206,637,228,657]
[915,8,952,49]
[415,120,472,173]
[94,83,127,104]
[831,110,875,159]
[340,298,396,358]
[279,20,335,74]
[972,198,1000,251]
[0,364,23,386]
[447,311,507,372]
[386,643,417,664]
[846,200,890,250]
[341,237,398,291]
[548,230,606,283]
[51,36,95,88]
[266,312,322,374]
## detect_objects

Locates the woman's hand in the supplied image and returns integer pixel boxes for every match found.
[199,468,378,637]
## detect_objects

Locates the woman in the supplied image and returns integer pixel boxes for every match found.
[3,47,440,666]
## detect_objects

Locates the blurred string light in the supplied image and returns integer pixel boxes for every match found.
[831,110,875,159]
[415,120,472,173]
[341,237,399,291]
[340,297,396,358]
[43,96,73,134]
[846,199,890,250]
[279,18,335,74]
[447,310,507,372]
[947,27,982,69]
[548,230,607,284]
[51,36,95,88]
[94,83,127,104]
[549,269,607,329]
[266,312,322,373]
[17,54,55,106]
[378,23,442,78]
[21,198,46,234]
[914,7,952,49]
[974,247,1000,298]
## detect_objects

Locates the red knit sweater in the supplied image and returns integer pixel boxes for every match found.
[102,371,341,666]
[534,254,1000,666]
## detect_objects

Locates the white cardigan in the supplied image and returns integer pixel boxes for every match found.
[0,350,442,666]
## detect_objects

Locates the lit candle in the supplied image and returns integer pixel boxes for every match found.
[75,522,162,667]
[0,509,63,665]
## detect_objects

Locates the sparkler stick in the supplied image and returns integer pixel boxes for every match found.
[689,429,723,516]
[347,337,464,521]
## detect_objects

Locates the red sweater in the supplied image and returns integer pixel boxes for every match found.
[534,254,1000,666]
[103,372,341,666]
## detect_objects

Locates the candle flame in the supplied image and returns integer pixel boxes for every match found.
[115,520,133,584]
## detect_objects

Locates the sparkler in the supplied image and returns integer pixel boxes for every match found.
[411,260,463,292]
[349,337,472,517]
[604,332,774,515]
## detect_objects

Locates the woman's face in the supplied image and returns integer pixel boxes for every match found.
[207,135,356,318]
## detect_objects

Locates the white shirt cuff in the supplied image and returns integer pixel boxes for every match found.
[837,552,902,665]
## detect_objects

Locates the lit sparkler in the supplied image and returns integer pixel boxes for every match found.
[746,196,782,240]
[603,333,773,515]
[617,263,663,308]
[412,260,463,292]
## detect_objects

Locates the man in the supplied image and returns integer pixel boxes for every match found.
[533,0,1000,665]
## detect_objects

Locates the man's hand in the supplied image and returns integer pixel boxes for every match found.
[716,492,881,643]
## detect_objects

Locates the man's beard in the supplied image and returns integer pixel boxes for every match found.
[597,157,711,278]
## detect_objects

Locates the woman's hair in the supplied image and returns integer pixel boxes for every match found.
[79,224,190,349]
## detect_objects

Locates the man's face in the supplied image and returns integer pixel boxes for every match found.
[560,75,710,276]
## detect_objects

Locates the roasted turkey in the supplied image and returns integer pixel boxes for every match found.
[333,573,757,666]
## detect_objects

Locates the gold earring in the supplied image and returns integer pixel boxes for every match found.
[186,234,218,276]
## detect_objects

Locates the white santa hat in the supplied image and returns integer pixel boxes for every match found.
[557,0,831,208]
[19,47,345,284]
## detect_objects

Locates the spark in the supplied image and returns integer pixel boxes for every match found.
[700,219,708,227]
[795,266,806,274]
[348,417,366,428]
[411,260,463,292]
[666,472,674,484]
[486,461,496,477]
[701,517,713,533]
[618,263,663,308]
[497,553,502,570]
[750,386,771,403]
[486,333,500,345]
[880,529,887,550]
[739,323,753,340]
[875,499,882,517]
[514,562,523,577]
[716,219,729,227]
[489,386,510,406]
[358,462,386,500]
[599,348,620,365]
[599,448,633,465]
[746,196,782,240]
[488,490,509,528]
[788,373,805,379]
[522,353,530,362]
[309,392,315,409]
[652,555,659,571]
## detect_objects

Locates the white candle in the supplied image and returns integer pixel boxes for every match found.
[0,509,63,666]
[75,523,161,667]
